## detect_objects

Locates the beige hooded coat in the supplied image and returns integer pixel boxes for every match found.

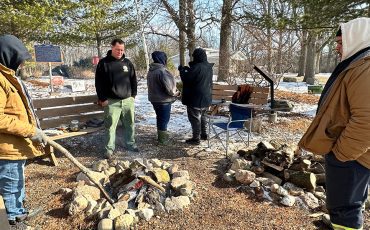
[298,17,370,169]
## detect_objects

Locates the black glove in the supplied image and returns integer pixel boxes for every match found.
[178,65,183,71]
[30,128,48,146]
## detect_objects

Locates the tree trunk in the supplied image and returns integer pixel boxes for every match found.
[325,43,333,72]
[218,0,233,81]
[276,30,283,74]
[266,2,272,73]
[297,30,307,77]
[179,0,186,66]
[304,31,316,84]
[96,35,102,58]
[315,50,321,74]
[186,0,196,61]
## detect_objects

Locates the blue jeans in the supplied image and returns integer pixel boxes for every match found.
[0,160,26,221]
[151,102,172,131]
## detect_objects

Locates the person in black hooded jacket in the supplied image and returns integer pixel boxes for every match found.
[179,48,213,145]
[95,38,138,158]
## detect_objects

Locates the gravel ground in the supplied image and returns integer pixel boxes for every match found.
[24,116,369,230]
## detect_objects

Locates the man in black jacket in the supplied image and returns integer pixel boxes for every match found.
[179,48,213,145]
[95,39,138,158]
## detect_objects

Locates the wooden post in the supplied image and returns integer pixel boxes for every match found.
[45,144,58,166]
[49,62,53,93]
[0,195,11,230]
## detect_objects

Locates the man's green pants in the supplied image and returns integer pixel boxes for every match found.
[104,97,135,153]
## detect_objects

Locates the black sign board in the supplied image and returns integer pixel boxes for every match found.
[34,45,62,63]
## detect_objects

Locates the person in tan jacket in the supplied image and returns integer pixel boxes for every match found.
[0,35,47,228]
[299,18,370,230]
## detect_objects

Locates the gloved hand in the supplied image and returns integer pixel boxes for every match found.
[178,65,183,71]
[30,128,48,146]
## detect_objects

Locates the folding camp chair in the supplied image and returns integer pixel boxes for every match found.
[208,103,253,157]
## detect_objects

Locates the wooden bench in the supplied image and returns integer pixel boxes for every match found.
[211,84,270,114]
[33,95,104,166]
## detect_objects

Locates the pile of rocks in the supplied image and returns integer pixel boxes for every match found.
[223,141,326,211]
[60,158,196,230]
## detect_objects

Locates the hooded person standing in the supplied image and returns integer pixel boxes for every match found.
[179,48,213,145]
[95,38,138,158]
[299,17,370,230]
[0,35,47,228]
[147,51,179,145]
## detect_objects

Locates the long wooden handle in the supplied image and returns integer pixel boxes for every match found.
[42,134,115,204]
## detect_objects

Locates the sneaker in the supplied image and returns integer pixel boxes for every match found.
[200,134,208,140]
[185,138,200,145]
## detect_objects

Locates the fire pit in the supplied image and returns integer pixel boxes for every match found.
[60,158,196,229]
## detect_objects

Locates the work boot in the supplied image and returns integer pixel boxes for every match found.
[16,208,43,222]
[321,214,332,228]
[158,130,171,145]
[200,133,208,140]
[185,137,200,145]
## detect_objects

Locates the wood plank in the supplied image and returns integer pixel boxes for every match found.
[252,87,269,93]
[49,127,104,140]
[249,98,268,105]
[212,95,233,101]
[33,95,98,108]
[250,92,269,99]
[45,145,58,166]
[212,84,238,90]
[36,104,103,119]
[39,113,104,129]
[212,90,236,96]
[0,195,10,230]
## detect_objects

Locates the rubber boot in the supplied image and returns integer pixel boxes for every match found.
[158,130,171,145]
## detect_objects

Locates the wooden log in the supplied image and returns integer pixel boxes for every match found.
[261,172,282,185]
[285,170,317,190]
[261,160,284,171]
[138,175,165,193]
[315,173,326,184]
[300,159,311,171]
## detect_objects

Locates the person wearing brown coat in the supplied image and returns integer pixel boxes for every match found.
[0,35,47,228]
[299,18,370,230]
